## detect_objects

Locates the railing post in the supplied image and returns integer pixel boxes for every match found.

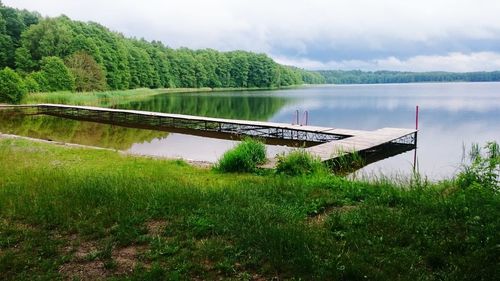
[302,110,309,126]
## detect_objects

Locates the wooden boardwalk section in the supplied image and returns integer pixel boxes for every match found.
[307,128,417,161]
[0,104,417,167]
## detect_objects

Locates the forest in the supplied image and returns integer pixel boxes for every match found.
[318,70,500,84]
[0,2,324,103]
[2,2,500,104]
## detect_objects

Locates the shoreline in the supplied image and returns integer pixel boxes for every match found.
[0,133,213,168]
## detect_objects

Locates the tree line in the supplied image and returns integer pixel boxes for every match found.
[0,2,324,103]
[318,70,500,84]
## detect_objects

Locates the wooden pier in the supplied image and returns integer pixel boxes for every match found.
[0,104,417,167]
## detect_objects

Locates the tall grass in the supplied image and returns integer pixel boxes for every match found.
[21,87,283,107]
[214,138,266,173]
[457,141,499,192]
[327,148,365,174]
[276,149,325,176]
[22,87,222,106]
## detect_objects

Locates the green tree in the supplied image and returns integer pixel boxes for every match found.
[14,46,35,72]
[29,71,48,92]
[39,56,75,91]
[0,67,26,103]
[228,51,249,87]
[23,74,40,93]
[0,33,12,68]
[0,1,314,93]
[65,51,106,92]
[20,16,74,63]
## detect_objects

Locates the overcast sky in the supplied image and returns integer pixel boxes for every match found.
[4,0,500,71]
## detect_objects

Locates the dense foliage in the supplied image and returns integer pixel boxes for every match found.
[0,2,322,100]
[319,70,500,84]
[0,67,26,102]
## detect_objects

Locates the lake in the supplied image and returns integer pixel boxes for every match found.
[1,82,499,180]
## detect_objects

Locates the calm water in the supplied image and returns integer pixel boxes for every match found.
[1,83,499,180]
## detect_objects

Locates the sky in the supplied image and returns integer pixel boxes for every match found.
[4,0,500,72]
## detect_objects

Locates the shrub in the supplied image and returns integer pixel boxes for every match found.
[29,71,49,92]
[457,141,499,192]
[215,138,266,173]
[276,149,325,176]
[23,75,40,93]
[65,51,107,92]
[0,67,27,103]
[40,56,75,91]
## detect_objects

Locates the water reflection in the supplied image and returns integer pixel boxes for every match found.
[0,111,167,150]
[128,134,291,162]
[113,92,289,120]
[1,82,499,179]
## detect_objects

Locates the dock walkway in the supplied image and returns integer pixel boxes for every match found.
[0,104,417,166]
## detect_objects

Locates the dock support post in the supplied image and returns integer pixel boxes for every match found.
[413,105,419,172]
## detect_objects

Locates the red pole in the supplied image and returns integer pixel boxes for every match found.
[413,105,419,172]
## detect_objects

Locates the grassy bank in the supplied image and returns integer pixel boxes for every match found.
[22,88,209,107]
[0,138,498,280]
[21,86,299,107]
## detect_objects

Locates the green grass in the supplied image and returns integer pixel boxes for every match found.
[214,138,266,173]
[0,138,498,280]
[276,149,326,176]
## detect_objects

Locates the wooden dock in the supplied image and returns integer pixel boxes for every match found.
[307,127,417,160]
[0,104,417,167]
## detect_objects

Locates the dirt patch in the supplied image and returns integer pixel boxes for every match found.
[59,260,108,281]
[112,245,149,274]
[145,219,168,236]
[74,241,99,260]
[59,238,150,280]
[6,220,36,232]
[308,205,358,224]
[201,258,215,271]
[59,239,103,280]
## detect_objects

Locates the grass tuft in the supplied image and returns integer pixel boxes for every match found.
[214,138,266,173]
[276,149,325,176]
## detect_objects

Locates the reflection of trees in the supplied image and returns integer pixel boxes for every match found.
[114,93,288,120]
[0,111,167,150]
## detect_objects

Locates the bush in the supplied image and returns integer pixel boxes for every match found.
[276,149,325,176]
[40,56,75,91]
[215,138,266,173]
[23,75,40,93]
[0,67,27,103]
[29,71,49,92]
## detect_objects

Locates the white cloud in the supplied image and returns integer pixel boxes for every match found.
[274,52,500,72]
